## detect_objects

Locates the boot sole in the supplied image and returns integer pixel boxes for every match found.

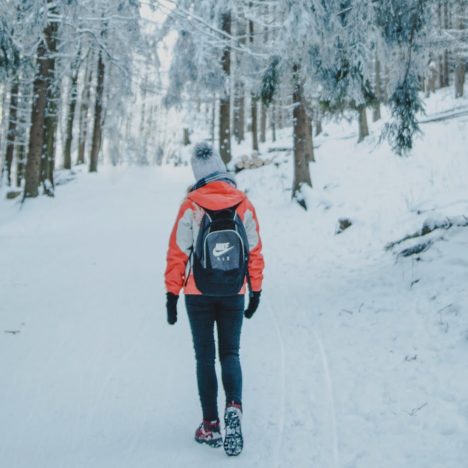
[224,409,243,456]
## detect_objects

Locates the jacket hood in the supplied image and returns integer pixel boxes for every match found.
[187,181,246,210]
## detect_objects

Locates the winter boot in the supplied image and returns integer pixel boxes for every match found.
[194,419,222,448]
[223,401,243,456]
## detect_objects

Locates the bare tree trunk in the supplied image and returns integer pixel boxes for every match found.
[219,12,231,164]
[455,1,465,98]
[249,17,259,152]
[139,72,149,165]
[16,143,25,188]
[270,103,277,142]
[77,55,93,165]
[315,119,322,136]
[454,60,465,97]
[443,0,450,87]
[4,79,19,186]
[233,19,246,144]
[89,50,105,173]
[233,80,245,143]
[42,89,58,195]
[63,50,81,170]
[372,52,382,122]
[15,78,31,188]
[24,10,55,198]
[251,95,259,152]
[306,112,315,162]
[183,128,191,145]
[211,95,216,145]
[426,60,437,96]
[357,105,369,143]
[383,65,390,102]
[292,64,313,207]
[41,11,59,196]
[260,101,267,143]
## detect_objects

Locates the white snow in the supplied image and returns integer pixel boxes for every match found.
[1,90,467,467]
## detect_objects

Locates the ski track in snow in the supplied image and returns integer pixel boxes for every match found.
[268,302,287,468]
[311,328,340,468]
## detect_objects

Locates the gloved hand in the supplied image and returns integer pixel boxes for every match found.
[244,291,261,319]
[166,292,179,325]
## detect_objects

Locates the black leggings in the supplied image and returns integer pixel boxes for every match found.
[185,295,244,421]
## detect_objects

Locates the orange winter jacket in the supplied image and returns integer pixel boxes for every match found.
[165,181,264,296]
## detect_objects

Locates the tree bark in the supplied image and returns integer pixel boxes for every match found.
[442,0,450,87]
[41,9,59,196]
[233,82,245,143]
[455,1,465,98]
[270,103,277,143]
[249,17,259,152]
[183,128,191,145]
[15,78,31,188]
[292,64,313,207]
[219,12,231,164]
[89,50,105,173]
[77,55,93,165]
[260,101,267,143]
[16,142,25,188]
[357,105,369,143]
[315,119,322,136]
[38,3,59,196]
[233,19,246,144]
[42,88,58,195]
[64,50,81,170]
[306,112,315,162]
[24,10,55,198]
[373,52,382,122]
[211,95,216,145]
[251,95,259,152]
[4,79,19,186]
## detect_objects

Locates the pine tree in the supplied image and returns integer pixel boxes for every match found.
[376,0,430,155]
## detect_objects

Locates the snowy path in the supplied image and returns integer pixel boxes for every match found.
[0,168,329,468]
[1,162,468,468]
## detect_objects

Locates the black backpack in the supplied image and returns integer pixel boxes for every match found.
[191,204,250,296]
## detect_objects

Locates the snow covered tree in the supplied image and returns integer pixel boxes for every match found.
[376,0,430,155]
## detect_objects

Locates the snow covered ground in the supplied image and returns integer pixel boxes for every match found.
[1,90,467,468]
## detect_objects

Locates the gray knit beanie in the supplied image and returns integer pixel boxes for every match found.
[191,142,227,182]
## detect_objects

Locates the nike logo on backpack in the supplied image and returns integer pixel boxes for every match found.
[213,243,234,257]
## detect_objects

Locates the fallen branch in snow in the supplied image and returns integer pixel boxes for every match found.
[398,240,433,258]
[267,147,291,153]
[385,215,468,256]
[408,402,428,416]
[419,107,468,124]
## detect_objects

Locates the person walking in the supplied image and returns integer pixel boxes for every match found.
[164,142,264,456]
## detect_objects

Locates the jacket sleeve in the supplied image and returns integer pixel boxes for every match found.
[242,199,265,292]
[165,198,194,295]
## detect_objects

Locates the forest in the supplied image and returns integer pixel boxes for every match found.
[0,1,466,205]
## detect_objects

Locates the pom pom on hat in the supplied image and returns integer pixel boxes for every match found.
[193,142,215,160]
[190,141,227,182]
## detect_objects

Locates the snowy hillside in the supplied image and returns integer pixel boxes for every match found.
[1,90,468,468]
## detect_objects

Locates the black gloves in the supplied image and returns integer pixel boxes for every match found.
[244,291,261,319]
[166,292,179,325]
